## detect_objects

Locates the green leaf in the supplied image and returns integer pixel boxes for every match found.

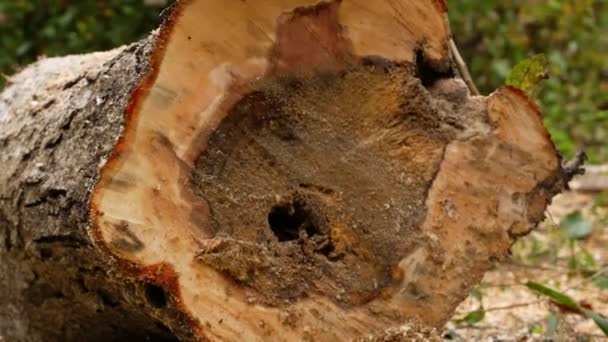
[568,255,578,271]
[527,282,608,337]
[456,309,486,325]
[594,192,608,208]
[577,246,598,272]
[559,210,593,240]
[525,281,579,309]
[545,311,559,338]
[530,324,544,334]
[470,288,483,302]
[582,310,608,336]
[506,53,548,96]
[593,275,608,289]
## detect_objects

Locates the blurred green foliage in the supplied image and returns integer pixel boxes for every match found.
[449,0,608,162]
[0,0,606,161]
[506,53,548,97]
[0,0,167,82]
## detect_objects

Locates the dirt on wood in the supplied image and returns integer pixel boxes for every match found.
[192,59,486,307]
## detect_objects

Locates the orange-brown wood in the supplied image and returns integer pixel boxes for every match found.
[88,1,564,341]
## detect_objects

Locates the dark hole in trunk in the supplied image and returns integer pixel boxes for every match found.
[268,198,321,242]
[144,284,168,308]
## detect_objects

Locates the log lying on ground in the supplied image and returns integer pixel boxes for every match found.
[0,0,577,341]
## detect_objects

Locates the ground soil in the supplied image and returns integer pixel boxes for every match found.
[447,190,608,341]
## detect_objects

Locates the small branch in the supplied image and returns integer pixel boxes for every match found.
[562,150,587,181]
[479,282,525,288]
[444,15,480,96]
[451,324,495,330]
[564,266,608,293]
[484,300,545,312]
[505,261,569,272]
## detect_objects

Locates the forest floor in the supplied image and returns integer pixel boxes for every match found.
[446,190,608,341]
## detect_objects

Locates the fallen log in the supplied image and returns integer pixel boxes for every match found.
[0,0,576,340]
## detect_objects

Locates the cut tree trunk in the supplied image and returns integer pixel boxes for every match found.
[0,1,576,341]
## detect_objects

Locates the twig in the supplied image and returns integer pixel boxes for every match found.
[545,209,557,227]
[564,266,608,293]
[562,150,587,185]
[444,14,480,96]
[505,260,568,272]
[483,300,545,312]
[479,282,526,288]
[451,324,495,330]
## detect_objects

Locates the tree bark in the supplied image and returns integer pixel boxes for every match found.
[0,1,574,341]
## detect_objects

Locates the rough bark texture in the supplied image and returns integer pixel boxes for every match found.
[0,1,571,341]
[0,37,193,341]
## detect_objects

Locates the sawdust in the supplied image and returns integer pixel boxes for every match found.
[357,323,443,341]
[192,59,485,307]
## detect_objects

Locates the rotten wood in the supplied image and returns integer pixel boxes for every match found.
[0,1,577,341]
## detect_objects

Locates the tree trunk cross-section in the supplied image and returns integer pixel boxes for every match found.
[0,0,575,341]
